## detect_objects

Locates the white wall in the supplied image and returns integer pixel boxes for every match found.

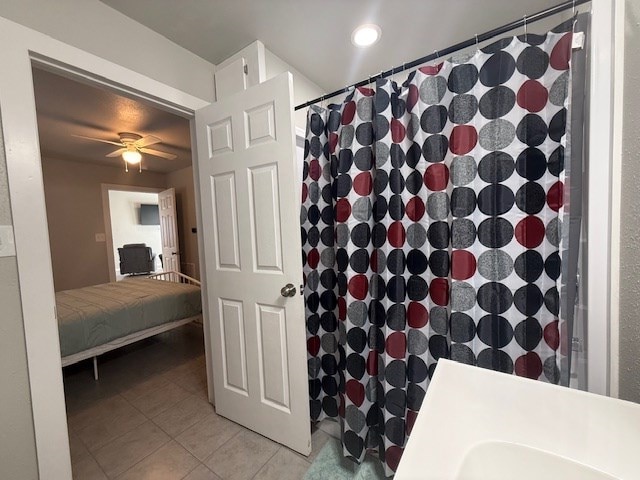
[108,190,162,275]
[264,49,324,130]
[0,0,215,101]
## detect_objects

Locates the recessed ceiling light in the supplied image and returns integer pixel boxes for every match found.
[352,24,381,47]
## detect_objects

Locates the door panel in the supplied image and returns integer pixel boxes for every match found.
[195,72,311,455]
[159,188,181,277]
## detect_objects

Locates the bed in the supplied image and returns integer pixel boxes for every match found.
[57,271,202,379]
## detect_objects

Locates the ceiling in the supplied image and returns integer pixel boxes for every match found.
[32,68,192,173]
[99,0,562,93]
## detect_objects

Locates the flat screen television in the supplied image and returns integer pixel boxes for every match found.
[139,204,160,225]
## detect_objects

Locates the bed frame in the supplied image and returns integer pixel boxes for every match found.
[60,271,202,380]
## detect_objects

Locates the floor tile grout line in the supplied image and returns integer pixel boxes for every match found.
[250,446,283,480]
[201,427,244,466]
[109,436,173,479]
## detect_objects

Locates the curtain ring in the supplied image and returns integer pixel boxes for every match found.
[573,0,576,15]
[523,15,527,40]
[475,34,479,52]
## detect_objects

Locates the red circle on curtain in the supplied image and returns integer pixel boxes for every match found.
[515,352,543,379]
[338,297,347,321]
[407,302,429,328]
[386,332,407,359]
[307,249,319,269]
[301,183,308,203]
[424,163,450,191]
[353,172,373,196]
[517,80,549,113]
[391,118,406,143]
[451,250,477,280]
[449,125,478,155]
[429,278,450,306]
[309,159,321,181]
[366,350,378,375]
[348,275,368,300]
[346,379,365,406]
[550,32,572,71]
[515,216,545,248]
[329,132,339,153]
[405,197,426,221]
[307,336,320,356]
[386,446,405,472]
[407,84,419,112]
[419,63,443,75]
[370,249,379,272]
[544,320,560,350]
[335,199,352,222]
[388,221,406,247]
[342,101,357,124]
[357,86,375,96]
[547,181,564,211]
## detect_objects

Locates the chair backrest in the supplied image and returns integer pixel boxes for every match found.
[118,244,154,275]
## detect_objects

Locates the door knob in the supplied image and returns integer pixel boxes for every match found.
[280,283,296,297]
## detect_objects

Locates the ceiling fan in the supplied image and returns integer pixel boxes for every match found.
[72,132,177,171]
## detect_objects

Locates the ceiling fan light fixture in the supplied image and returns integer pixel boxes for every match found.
[122,149,142,164]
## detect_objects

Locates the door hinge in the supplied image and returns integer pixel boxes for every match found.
[243,64,248,75]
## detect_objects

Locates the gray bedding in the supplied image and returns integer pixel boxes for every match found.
[57,277,202,357]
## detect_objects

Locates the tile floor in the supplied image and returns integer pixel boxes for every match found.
[64,323,332,480]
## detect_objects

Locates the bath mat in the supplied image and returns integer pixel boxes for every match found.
[304,438,388,480]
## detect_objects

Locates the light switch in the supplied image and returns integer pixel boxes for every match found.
[0,225,16,257]
[95,233,106,242]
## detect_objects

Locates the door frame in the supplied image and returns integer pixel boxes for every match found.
[101,184,164,282]
[0,16,210,479]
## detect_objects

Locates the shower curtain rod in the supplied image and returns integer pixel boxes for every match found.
[294,0,589,111]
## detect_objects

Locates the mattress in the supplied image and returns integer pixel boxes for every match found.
[56,277,202,357]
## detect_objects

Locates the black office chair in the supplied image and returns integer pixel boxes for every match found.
[118,243,155,275]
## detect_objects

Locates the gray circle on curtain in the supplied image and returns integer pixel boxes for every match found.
[308,357,322,377]
[309,182,321,203]
[479,119,516,151]
[549,71,569,106]
[407,113,421,138]
[375,142,390,167]
[320,248,335,268]
[353,197,373,221]
[451,281,477,311]
[427,192,450,220]
[477,249,514,281]
[407,224,427,248]
[419,75,447,104]
[429,306,448,335]
[546,217,560,247]
[357,96,373,121]
[336,224,350,248]
[347,301,368,327]
[306,270,320,291]
[322,333,338,354]
[450,156,477,186]
[408,329,428,355]
[345,405,367,433]
[340,125,355,149]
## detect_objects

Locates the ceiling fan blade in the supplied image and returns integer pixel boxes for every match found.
[134,135,162,148]
[71,134,124,147]
[139,147,177,160]
[106,148,127,157]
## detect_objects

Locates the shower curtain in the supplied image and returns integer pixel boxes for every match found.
[301,20,575,476]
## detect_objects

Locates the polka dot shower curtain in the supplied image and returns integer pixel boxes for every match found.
[301,21,574,476]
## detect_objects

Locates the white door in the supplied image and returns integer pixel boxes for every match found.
[195,72,311,455]
[159,187,181,276]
